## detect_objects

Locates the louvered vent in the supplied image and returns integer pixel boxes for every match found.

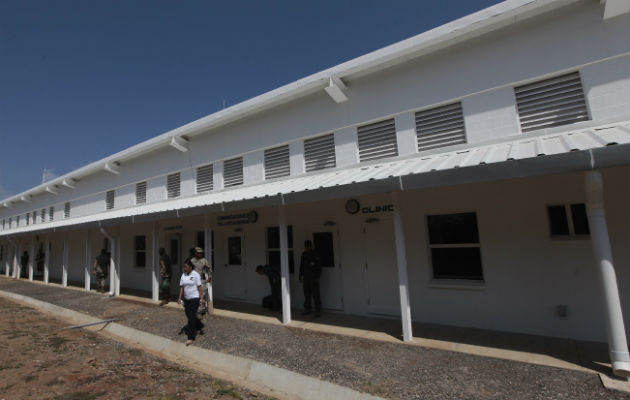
[358,118,398,162]
[105,191,115,210]
[167,173,181,198]
[64,202,71,218]
[136,181,147,204]
[304,133,336,172]
[17,216,20,226]
[265,145,290,179]
[32,211,37,224]
[49,206,54,222]
[224,157,243,187]
[416,102,466,151]
[41,208,46,223]
[26,213,30,225]
[515,72,589,133]
[196,164,214,193]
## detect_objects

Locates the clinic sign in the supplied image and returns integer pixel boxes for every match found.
[345,199,393,215]
[217,210,259,226]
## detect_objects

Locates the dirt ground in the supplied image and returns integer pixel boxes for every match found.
[0,297,274,400]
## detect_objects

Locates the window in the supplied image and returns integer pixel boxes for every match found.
[224,157,243,187]
[357,118,398,162]
[136,181,147,204]
[266,226,294,273]
[106,190,115,210]
[264,145,290,179]
[313,232,334,268]
[64,202,71,218]
[167,173,180,198]
[134,236,146,267]
[26,213,30,225]
[304,133,336,172]
[515,72,589,133]
[416,102,466,151]
[547,203,589,237]
[196,164,213,193]
[427,212,483,281]
[227,236,242,265]
[49,206,55,222]
[41,208,46,223]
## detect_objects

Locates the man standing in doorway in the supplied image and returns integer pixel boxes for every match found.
[93,249,109,293]
[158,248,172,305]
[299,240,322,316]
[19,250,29,279]
[190,247,212,315]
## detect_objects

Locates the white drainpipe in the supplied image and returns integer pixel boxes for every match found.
[99,226,119,296]
[585,170,630,378]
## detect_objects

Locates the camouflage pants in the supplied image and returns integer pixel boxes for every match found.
[95,265,106,292]
[198,280,209,315]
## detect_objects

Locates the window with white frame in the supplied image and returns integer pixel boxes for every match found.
[49,206,55,221]
[196,164,213,193]
[266,226,294,273]
[264,145,290,179]
[515,71,589,133]
[167,173,180,198]
[64,202,71,218]
[427,212,483,281]
[106,190,115,210]
[357,118,398,162]
[224,157,243,187]
[136,181,147,204]
[547,203,590,237]
[134,235,146,267]
[304,133,336,172]
[416,102,466,151]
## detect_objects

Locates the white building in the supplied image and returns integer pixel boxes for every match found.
[1,0,629,376]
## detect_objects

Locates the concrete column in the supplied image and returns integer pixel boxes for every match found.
[14,241,20,279]
[3,243,9,276]
[204,215,214,311]
[152,223,159,302]
[85,230,92,290]
[29,241,35,281]
[279,206,292,324]
[44,239,49,284]
[585,171,630,378]
[392,192,413,342]
[62,237,68,286]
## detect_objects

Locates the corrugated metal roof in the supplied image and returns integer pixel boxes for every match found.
[2,120,629,236]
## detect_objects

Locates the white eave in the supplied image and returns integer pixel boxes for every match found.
[0,0,591,206]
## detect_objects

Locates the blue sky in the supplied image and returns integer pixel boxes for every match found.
[0,0,501,199]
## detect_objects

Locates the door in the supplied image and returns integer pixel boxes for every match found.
[306,228,343,310]
[363,217,400,316]
[168,234,182,297]
[222,233,246,300]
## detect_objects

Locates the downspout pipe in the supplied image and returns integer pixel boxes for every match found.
[99,226,119,296]
[585,170,630,378]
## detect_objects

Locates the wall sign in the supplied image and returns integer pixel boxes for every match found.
[345,199,360,214]
[217,210,258,226]
[164,225,183,231]
[362,204,394,214]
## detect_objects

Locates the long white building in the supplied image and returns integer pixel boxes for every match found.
[1,0,629,376]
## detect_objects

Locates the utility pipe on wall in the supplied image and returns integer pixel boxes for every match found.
[85,230,92,291]
[151,222,159,302]
[100,226,119,296]
[44,237,49,284]
[204,215,214,312]
[62,237,68,287]
[278,205,292,324]
[392,192,413,342]
[585,170,630,378]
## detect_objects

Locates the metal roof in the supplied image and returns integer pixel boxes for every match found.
[3,119,628,236]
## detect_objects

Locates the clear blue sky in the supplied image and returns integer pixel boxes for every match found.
[0,0,501,199]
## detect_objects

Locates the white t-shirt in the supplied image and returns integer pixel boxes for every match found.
[180,270,201,300]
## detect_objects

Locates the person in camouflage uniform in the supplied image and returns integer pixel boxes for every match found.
[93,249,109,293]
[158,248,172,305]
[190,247,212,315]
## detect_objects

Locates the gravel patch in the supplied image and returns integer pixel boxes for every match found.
[1,279,625,400]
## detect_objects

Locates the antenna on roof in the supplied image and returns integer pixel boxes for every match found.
[42,168,47,184]
[222,99,226,109]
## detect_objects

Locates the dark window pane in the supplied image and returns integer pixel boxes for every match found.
[570,204,590,235]
[228,236,242,265]
[427,213,479,244]
[196,231,205,249]
[268,250,295,274]
[547,205,569,235]
[135,236,146,251]
[288,226,293,249]
[289,250,294,274]
[135,251,146,267]
[267,227,280,249]
[431,247,483,280]
[313,232,335,267]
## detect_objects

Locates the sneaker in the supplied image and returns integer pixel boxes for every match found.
[185,340,193,346]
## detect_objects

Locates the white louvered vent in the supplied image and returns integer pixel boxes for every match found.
[304,133,336,172]
[358,118,398,162]
[32,211,37,224]
[515,72,589,133]
[167,173,181,198]
[265,145,290,179]
[64,202,71,218]
[196,164,214,193]
[105,191,115,210]
[136,181,147,204]
[49,206,54,222]
[416,102,466,151]
[26,213,30,225]
[41,208,46,223]
[224,157,244,187]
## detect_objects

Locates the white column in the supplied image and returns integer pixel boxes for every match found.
[85,230,92,290]
[279,206,292,324]
[151,223,159,302]
[112,238,120,296]
[585,171,630,378]
[62,237,68,286]
[3,244,9,276]
[392,192,413,342]
[204,215,214,311]
[43,239,49,284]
[28,241,35,281]
[14,242,20,279]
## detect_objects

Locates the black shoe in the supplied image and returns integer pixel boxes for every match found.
[301,310,312,315]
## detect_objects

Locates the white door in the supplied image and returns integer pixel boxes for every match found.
[363,217,400,316]
[222,233,246,300]
[305,228,343,310]
[168,234,182,297]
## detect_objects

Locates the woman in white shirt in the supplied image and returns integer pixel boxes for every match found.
[177,258,206,345]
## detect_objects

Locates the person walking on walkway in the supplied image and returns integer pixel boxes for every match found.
[299,240,322,316]
[93,249,109,293]
[256,264,281,311]
[177,258,205,346]
[158,248,172,305]
[190,247,212,315]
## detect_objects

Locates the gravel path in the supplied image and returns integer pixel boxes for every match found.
[0,279,625,400]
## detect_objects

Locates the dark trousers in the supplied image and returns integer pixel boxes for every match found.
[159,278,170,301]
[270,282,281,310]
[303,278,321,312]
[183,298,203,340]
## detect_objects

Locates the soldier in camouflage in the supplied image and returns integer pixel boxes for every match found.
[158,248,172,305]
[190,247,212,315]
